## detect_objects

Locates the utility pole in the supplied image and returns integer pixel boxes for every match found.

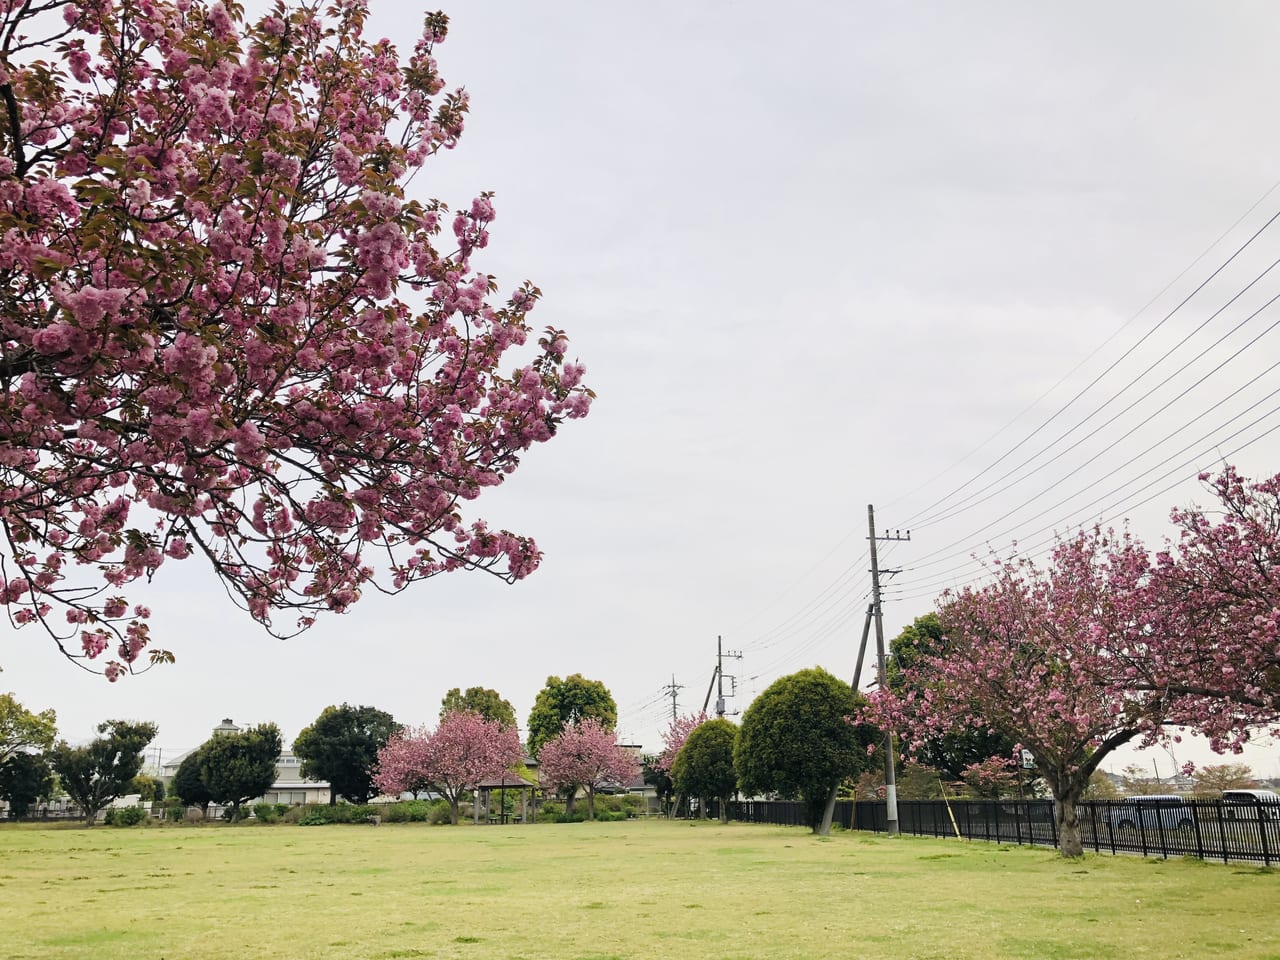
[714,635,743,717]
[869,504,909,838]
[661,674,684,723]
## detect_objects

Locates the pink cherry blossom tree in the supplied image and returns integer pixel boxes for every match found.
[1138,468,1280,750]
[650,711,704,817]
[0,0,592,679]
[537,717,639,820]
[374,710,521,824]
[864,529,1169,858]
[372,724,433,800]
[653,712,705,775]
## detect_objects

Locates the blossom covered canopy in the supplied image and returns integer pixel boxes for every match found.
[537,717,638,796]
[374,710,521,820]
[0,0,591,677]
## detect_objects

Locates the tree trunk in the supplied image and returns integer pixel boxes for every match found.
[719,793,729,823]
[449,798,460,825]
[565,790,576,816]
[817,783,839,836]
[587,787,596,821]
[1052,783,1086,858]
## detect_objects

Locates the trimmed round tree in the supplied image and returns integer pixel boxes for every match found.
[526,675,617,756]
[439,688,517,731]
[198,722,282,821]
[172,747,212,814]
[735,668,869,833]
[671,717,737,821]
[293,704,398,804]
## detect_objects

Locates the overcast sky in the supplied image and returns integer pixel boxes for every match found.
[6,1,1280,780]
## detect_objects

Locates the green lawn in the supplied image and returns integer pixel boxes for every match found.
[1,818,1276,960]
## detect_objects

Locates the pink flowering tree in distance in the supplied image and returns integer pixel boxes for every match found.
[374,710,521,824]
[864,529,1171,858]
[651,711,704,816]
[0,0,592,678]
[653,711,705,776]
[537,717,639,820]
[372,724,432,800]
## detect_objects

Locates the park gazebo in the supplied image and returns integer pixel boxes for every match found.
[473,772,538,824]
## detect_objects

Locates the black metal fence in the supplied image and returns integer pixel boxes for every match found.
[725,797,1280,865]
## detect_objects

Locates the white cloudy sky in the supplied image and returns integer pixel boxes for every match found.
[6,1,1280,780]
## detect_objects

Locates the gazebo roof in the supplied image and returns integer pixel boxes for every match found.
[475,773,537,789]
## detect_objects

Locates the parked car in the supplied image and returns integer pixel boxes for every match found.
[1103,795,1196,832]
[1221,789,1280,821]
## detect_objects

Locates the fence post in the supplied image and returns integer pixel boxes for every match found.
[1191,801,1205,861]
[1259,805,1272,867]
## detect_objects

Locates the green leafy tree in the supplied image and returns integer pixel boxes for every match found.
[440,687,517,731]
[172,748,213,813]
[642,756,675,817]
[200,723,283,820]
[735,668,874,833]
[48,720,157,825]
[293,704,399,804]
[0,751,54,819]
[1120,764,1177,796]
[526,674,617,756]
[129,774,162,801]
[886,613,1017,779]
[1191,763,1256,797]
[0,693,57,767]
[671,718,738,821]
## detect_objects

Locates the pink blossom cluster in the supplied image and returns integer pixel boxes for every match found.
[0,0,592,677]
[861,470,1280,856]
[652,712,707,774]
[373,710,522,824]
[538,717,639,818]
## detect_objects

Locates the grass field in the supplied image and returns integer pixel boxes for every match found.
[1,818,1277,960]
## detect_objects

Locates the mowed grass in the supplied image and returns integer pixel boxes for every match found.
[1,819,1277,960]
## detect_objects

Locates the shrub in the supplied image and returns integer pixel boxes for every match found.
[297,803,379,825]
[427,799,452,825]
[106,805,146,827]
[253,802,281,824]
[594,795,624,815]
[381,800,433,823]
[184,806,205,823]
[280,805,304,825]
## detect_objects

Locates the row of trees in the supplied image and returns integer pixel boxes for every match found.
[0,675,622,823]
[864,467,1280,857]
[0,697,159,825]
[374,676,635,823]
[652,669,875,832]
